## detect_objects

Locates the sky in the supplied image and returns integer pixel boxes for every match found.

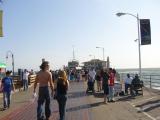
[0,0,160,71]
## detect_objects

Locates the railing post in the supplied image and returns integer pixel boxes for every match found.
[150,75,152,88]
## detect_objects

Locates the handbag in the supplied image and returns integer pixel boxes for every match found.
[53,89,57,99]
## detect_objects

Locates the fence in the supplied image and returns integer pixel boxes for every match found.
[141,75,160,89]
[12,74,36,90]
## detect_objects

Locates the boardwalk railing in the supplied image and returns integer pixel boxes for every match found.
[12,74,36,90]
[141,75,160,89]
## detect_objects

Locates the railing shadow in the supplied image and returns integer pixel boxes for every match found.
[68,91,87,99]
[66,101,104,112]
[143,103,160,112]
[136,99,160,107]
[136,99,160,112]
[93,92,104,98]
[117,95,136,101]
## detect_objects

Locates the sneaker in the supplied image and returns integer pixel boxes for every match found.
[46,117,49,120]
[110,100,115,102]
[104,101,107,104]
[3,107,7,110]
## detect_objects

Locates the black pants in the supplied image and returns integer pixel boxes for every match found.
[37,86,51,120]
[57,95,67,120]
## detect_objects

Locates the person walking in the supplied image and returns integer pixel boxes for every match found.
[108,68,115,102]
[23,69,29,91]
[95,70,102,92]
[1,71,15,109]
[33,61,54,120]
[86,68,96,93]
[101,69,109,104]
[56,70,69,120]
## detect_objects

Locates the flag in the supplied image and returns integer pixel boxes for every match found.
[0,10,3,37]
[140,19,151,45]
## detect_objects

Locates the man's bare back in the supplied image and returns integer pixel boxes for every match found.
[36,70,52,87]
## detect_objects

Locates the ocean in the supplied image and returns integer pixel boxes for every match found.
[117,68,160,75]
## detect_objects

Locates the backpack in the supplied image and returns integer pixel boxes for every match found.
[119,91,125,96]
[2,77,12,87]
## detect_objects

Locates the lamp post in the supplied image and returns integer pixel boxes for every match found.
[116,12,142,78]
[96,46,104,61]
[6,50,15,75]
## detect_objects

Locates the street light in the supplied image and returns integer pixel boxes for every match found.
[116,12,142,78]
[96,46,104,61]
[6,50,15,75]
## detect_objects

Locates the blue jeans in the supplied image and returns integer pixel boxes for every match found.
[57,95,67,120]
[109,86,114,101]
[3,91,11,108]
[37,86,51,120]
[23,79,28,91]
[125,84,132,94]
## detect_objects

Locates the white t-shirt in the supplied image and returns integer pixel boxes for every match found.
[125,77,133,84]
[23,72,29,80]
[89,70,96,80]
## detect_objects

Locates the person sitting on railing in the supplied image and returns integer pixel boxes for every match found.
[131,74,143,95]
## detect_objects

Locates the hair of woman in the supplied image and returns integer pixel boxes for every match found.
[58,70,67,81]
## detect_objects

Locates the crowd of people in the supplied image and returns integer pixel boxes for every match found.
[85,67,117,103]
[0,61,143,120]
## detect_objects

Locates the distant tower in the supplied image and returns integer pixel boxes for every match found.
[42,58,45,63]
[72,45,75,60]
[107,56,110,69]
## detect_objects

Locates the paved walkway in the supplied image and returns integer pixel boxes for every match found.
[0,82,160,120]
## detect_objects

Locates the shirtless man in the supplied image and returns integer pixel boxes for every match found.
[33,61,54,120]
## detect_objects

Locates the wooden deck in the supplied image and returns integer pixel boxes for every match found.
[0,81,160,120]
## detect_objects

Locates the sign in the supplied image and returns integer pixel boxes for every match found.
[0,10,3,37]
[140,19,151,45]
[0,62,6,68]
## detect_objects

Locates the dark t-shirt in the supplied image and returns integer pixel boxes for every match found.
[57,78,67,95]
[95,75,101,81]
[102,72,109,86]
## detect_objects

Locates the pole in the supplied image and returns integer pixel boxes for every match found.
[6,51,15,76]
[72,45,75,60]
[94,55,95,69]
[116,12,142,78]
[96,47,105,61]
[12,54,14,75]
[103,48,104,61]
[137,14,142,78]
